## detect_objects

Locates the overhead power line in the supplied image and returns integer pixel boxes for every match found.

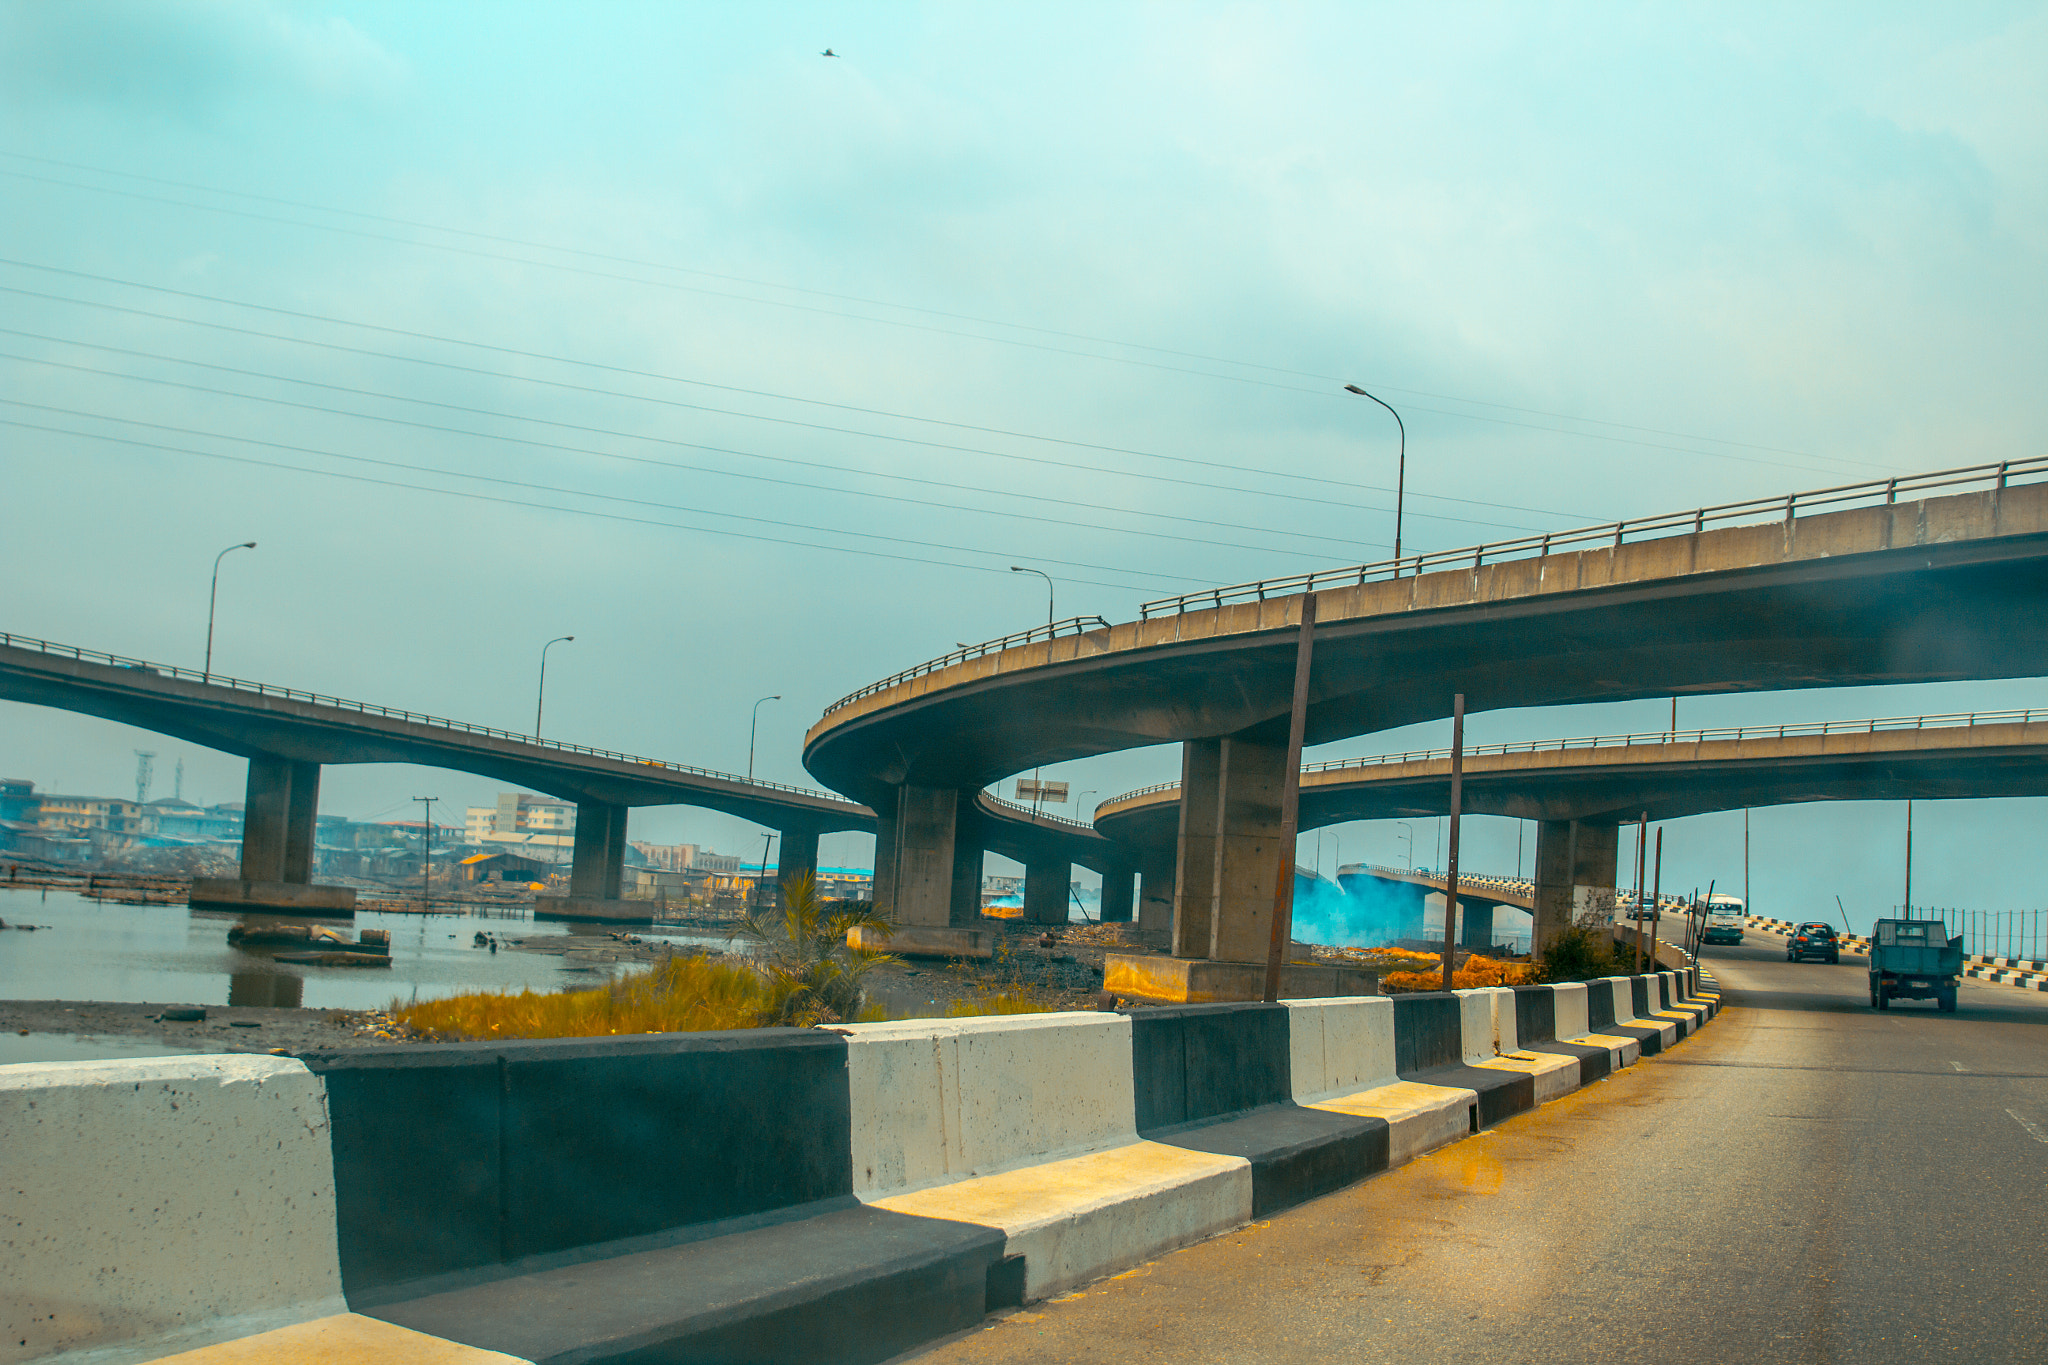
[0,280,1547,531]
[0,152,1893,476]
[0,405,1209,589]
[0,332,1394,554]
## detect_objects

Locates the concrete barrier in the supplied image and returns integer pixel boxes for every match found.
[0,1056,346,1364]
[8,968,1718,1365]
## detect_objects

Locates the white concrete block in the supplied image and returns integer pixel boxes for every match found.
[1551,983,1590,1041]
[1472,1050,1580,1104]
[1284,997,1396,1102]
[838,1012,1135,1197]
[1453,987,1516,1060]
[0,1056,345,1365]
[1310,1081,1477,1168]
[869,1140,1251,1302]
[1600,976,1636,1023]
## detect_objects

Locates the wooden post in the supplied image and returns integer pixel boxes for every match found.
[1648,827,1663,969]
[1438,693,1466,995]
[1631,813,1647,972]
[1262,593,1317,1003]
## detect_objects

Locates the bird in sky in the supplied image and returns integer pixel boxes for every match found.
[821,48,838,57]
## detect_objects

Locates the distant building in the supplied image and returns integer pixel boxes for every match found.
[465,792,576,848]
[0,779,36,824]
[34,794,150,836]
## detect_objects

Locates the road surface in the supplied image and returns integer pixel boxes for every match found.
[904,937,2048,1363]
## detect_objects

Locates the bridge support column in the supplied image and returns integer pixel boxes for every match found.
[1461,900,1498,952]
[536,802,647,924]
[858,786,989,957]
[1171,734,1286,963]
[1137,849,1175,943]
[1533,820,1619,952]
[1099,865,1134,923]
[1023,859,1071,925]
[191,756,356,916]
[777,826,820,904]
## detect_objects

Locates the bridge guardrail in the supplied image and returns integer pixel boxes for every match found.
[0,631,860,808]
[826,615,1113,714]
[1097,707,2048,810]
[1140,455,2048,617]
[981,790,1101,834]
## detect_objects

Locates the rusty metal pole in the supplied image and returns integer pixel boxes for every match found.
[1648,826,1663,970]
[1262,593,1318,1003]
[1438,693,1466,995]
[1631,813,1648,972]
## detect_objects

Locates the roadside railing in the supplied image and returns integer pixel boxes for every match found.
[1139,456,2047,617]
[1348,864,1534,896]
[0,631,859,807]
[826,615,1112,714]
[981,790,1102,834]
[1098,707,2048,809]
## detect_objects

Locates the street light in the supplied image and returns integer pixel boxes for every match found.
[1342,385,1406,566]
[1396,821,1414,871]
[1010,567,1056,812]
[203,541,256,682]
[1078,789,1098,822]
[535,636,574,738]
[748,695,782,782]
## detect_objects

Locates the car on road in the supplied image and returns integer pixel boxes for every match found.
[1702,895,1745,945]
[1787,923,1840,963]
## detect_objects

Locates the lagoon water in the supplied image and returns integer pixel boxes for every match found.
[0,886,734,1013]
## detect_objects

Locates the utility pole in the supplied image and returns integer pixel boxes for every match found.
[415,796,438,912]
[1632,814,1648,972]
[1903,799,1913,918]
[1436,692,1466,995]
[1743,808,1750,915]
[1010,566,1056,814]
[1647,827,1663,968]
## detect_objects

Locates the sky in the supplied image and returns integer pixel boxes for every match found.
[2,2,2045,929]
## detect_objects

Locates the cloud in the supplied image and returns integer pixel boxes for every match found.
[0,0,407,119]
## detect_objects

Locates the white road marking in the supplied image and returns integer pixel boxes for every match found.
[1950,1061,1967,1072]
[2007,1109,2048,1145]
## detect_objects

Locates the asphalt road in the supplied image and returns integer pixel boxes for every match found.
[903,938,2048,1364]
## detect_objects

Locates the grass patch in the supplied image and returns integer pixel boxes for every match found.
[391,954,772,1041]
[943,986,1067,1017]
[1380,953,1541,992]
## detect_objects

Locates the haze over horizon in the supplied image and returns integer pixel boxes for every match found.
[4,2,2045,925]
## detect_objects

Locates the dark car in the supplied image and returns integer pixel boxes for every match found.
[1788,923,1841,963]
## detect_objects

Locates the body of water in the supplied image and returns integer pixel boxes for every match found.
[0,887,734,1012]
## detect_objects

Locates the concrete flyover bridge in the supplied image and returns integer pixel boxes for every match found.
[805,458,2048,992]
[1092,705,2048,950]
[0,632,872,917]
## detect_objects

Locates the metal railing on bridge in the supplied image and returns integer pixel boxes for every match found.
[1098,706,2048,809]
[0,631,858,807]
[1139,456,2048,618]
[981,790,1101,834]
[825,615,1112,714]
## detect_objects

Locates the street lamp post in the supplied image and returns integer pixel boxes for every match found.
[1396,821,1414,871]
[1010,567,1055,812]
[748,695,782,783]
[203,541,257,682]
[535,636,574,738]
[1342,385,1406,567]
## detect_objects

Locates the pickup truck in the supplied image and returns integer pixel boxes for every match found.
[1868,919,1963,1012]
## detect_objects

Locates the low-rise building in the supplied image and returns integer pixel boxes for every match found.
[466,792,577,848]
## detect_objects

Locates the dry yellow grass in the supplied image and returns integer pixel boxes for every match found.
[943,986,1066,1017]
[391,954,772,1040]
[1381,954,1540,992]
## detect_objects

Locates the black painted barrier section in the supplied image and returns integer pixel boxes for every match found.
[307,1028,854,1299]
[1512,985,1557,1044]
[1600,1021,1665,1056]
[1526,1040,1612,1086]
[1128,1002,1290,1130]
[1152,1106,1390,1218]
[1630,977,1652,1019]
[1403,1063,1535,1128]
[1389,993,1461,1073]
[1586,981,1617,1032]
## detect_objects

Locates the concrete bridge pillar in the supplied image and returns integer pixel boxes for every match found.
[777,825,820,904]
[1023,859,1071,925]
[190,755,355,915]
[1171,734,1286,962]
[569,802,628,900]
[1460,900,1498,952]
[1533,820,1619,952]
[1099,866,1134,923]
[886,786,982,926]
[1137,849,1175,943]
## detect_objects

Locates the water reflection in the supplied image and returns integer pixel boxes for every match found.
[227,972,304,1008]
[0,887,735,1011]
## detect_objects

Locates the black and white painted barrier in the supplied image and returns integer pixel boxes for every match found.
[2,970,1716,1365]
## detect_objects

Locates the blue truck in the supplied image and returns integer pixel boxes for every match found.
[1868,918,1963,1012]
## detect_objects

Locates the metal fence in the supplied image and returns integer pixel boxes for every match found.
[825,615,1112,714]
[1140,456,2048,618]
[1097,706,2048,810]
[1911,907,2047,964]
[0,631,856,806]
[981,790,1100,834]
